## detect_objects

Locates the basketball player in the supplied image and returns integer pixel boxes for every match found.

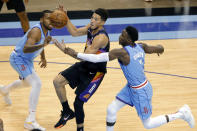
[0,0,30,34]
[53,7,109,131]
[54,25,195,130]
[0,10,56,131]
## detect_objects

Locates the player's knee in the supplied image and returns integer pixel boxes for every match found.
[34,80,42,88]
[53,76,62,88]
[107,103,117,116]
[142,118,152,129]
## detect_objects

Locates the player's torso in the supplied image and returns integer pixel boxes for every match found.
[81,28,110,73]
[14,23,50,61]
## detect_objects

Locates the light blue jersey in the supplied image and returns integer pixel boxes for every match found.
[9,23,50,79]
[116,44,153,120]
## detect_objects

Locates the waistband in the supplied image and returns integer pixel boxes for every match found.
[130,80,148,89]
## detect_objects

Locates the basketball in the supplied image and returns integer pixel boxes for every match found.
[50,10,68,29]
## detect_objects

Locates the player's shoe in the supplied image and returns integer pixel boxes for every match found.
[179,104,195,128]
[54,110,75,129]
[0,85,12,105]
[24,120,45,131]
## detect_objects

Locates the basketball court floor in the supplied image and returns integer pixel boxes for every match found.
[0,1,197,131]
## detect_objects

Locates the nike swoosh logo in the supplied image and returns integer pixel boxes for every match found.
[64,114,70,120]
[89,72,94,74]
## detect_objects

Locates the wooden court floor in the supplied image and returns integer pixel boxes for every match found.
[0,39,197,131]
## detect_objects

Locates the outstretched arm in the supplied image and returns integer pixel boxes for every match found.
[140,43,164,56]
[54,39,129,64]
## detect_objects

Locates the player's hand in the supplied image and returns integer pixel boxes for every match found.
[157,45,164,56]
[58,5,68,15]
[44,36,52,47]
[39,58,47,68]
[53,39,67,53]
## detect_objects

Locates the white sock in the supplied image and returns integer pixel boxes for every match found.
[142,112,183,129]
[25,71,42,122]
[168,112,183,122]
[4,80,29,93]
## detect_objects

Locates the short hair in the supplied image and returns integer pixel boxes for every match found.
[126,26,138,42]
[94,8,109,21]
[41,10,52,18]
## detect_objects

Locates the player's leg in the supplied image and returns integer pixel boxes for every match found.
[24,70,45,131]
[106,99,126,131]
[74,96,84,131]
[53,63,81,128]
[0,52,31,105]
[142,104,195,129]
[73,72,105,131]
[0,1,4,12]
[0,79,29,105]
[11,0,29,33]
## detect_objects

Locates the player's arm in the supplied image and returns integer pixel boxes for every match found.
[84,34,108,54]
[39,49,47,68]
[23,28,51,53]
[140,43,164,56]
[77,48,129,65]
[66,19,90,36]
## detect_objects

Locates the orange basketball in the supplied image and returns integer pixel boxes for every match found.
[50,10,68,29]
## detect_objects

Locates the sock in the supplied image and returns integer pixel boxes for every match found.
[167,112,183,122]
[26,111,36,122]
[62,101,71,113]
[77,127,84,131]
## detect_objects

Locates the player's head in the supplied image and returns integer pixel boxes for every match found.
[119,26,138,46]
[90,8,109,30]
[40,10,53,31]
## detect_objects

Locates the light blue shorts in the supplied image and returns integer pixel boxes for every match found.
[116,82,153,120]
[9,52,34,79]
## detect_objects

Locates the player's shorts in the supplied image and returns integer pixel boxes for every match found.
[0,0,25,12]
[61,62,105,102]
[116,81,153,120]
[9,51,34,79]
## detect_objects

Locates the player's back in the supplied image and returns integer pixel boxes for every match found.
[118,44,147,86]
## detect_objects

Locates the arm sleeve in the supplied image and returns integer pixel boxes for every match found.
[77,52,109,63]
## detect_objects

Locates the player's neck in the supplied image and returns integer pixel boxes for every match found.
[40,23,48,36]
[92,26,103,35]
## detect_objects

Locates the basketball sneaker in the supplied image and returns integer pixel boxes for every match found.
[0,85,12,105]
[54,110,75,128]
[179,104,195,128]
[24,120,45,131]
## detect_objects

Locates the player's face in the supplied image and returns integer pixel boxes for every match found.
[90,13,105,30]
[42,13,53,30]
[119,30,131,46]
